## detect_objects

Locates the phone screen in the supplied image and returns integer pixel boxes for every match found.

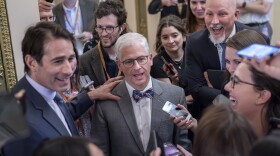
[162,101,191,120]
[161,56,175,75]
[237,43,280,60]
[163,142,184,156]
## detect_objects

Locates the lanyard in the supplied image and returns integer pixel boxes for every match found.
[63,1,80,34]
[97,41,121,80]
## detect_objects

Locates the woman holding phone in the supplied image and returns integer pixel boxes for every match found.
[151,15,193,104]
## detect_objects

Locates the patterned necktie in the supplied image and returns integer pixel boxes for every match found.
[54,94,78,136]
[132,88,154,103]
[216,43,226,70]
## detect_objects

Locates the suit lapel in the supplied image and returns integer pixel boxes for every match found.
[56,4,66,29]
[79,0,88,32]
[23,77,71,136]
[146,79,170,152]
[90,49,107,84]
[115,81,145,153]
[150,79,166,131]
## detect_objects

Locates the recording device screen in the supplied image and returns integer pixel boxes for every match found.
[237,43,280,60]
[163,142,184,156]
[162,101,191,121]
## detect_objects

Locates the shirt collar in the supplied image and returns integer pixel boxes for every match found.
[62,0,79,12]
[26,74,56,103]
[126,77,153,98]
[226,24,236,42]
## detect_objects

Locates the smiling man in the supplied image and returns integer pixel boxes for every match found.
[79,0,127,88]
[184,0,265,119]
[2,22,120,156]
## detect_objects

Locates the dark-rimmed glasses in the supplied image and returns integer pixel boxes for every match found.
[95,25,119,34]
[230,75,258,88]
[121,55,149,68]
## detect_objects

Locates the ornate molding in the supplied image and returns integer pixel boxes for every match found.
[0,0,17,90]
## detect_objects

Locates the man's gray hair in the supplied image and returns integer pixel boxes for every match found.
[114,32,150,60]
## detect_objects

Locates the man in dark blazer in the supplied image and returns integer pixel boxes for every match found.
[79,0,127,87]
[185,0,270,119]
[2,22,120,156]
[53,0,98,55]
[91,32,191,156]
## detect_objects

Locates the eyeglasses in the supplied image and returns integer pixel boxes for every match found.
[121,55,149,68]
[40,16,56,22]
[95,25,119,34]
[230,75,258,88]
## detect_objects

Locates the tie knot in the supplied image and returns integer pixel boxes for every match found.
[54,94,64,104]
[132,88,154,103]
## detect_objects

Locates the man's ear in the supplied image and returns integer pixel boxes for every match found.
[116,60,123,72]
[234,9,240,21]
[25,55,38,72]
[256,90,271,105]
[120,23,127,33]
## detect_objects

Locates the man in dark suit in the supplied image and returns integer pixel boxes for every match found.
[79,0,127,88]
[53,0,98,55]
[91,32,191,156]
[2,22,120,156]
[185,0,270,119]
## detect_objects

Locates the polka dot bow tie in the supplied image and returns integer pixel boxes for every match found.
[132,88,154,103]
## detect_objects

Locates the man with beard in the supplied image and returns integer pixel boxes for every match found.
[79,0,127,88]
[185,0,269,119]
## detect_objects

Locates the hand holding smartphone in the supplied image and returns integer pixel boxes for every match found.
[162,101,191,121]
[161,56,175,76]
[80,81,94,93]
[237,43,280,60]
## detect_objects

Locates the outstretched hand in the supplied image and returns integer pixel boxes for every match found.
[38,0,54,12]
[87,78,122,101]
[203,71,213,88]
[244,55,280,81]
[170,104,197,133]
[162,63,179,85]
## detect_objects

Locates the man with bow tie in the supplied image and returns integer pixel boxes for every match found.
[91,32,191,156]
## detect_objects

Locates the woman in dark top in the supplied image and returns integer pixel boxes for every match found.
[151,15,192,104]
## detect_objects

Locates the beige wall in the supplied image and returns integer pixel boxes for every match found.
[6,0,39,79]
[5,0,279,79]
[124,0,159,55]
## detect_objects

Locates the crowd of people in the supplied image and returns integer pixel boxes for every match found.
[0,0,279,156]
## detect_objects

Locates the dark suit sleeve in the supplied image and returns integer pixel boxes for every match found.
[66,91,93,120]
[186,38,220,108]
[91,101,110,155]
[148,0,162,14]
[173,88,192,151]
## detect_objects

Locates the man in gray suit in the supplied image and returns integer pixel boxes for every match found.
[53,0,98,55]
[91,32,191,156]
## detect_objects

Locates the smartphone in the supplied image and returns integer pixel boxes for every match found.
[161,56,175,75]
[80,81,94,93]
[162,101,191,121]
[237,43,280,60]
[45,0,54,3]
[206,69,226,89]
[163,142,184,156]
